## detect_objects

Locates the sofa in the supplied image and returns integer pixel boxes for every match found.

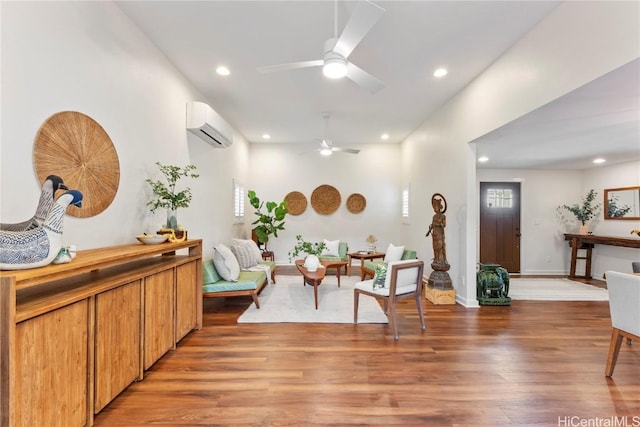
[361,246,417,280]
[318,240,348,275]
[202,259,274,308]
[201,240,276,309]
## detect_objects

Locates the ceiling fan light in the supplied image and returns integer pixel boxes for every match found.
[320,148,333,156]
[323,58,347,79]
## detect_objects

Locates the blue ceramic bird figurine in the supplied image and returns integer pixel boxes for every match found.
[0,175,67,231]
[0,190,82,270]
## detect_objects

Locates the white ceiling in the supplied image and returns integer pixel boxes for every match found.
[116,1,639,169]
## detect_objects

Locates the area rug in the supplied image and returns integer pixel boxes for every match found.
[509,278,609,301]
[237,275,389,324]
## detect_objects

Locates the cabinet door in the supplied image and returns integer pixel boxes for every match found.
[94,280,142,413]
[175,261,197,342]
[15,300,89,427]
[144,269,174,370]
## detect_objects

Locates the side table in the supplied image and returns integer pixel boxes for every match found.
[261,251,274,261]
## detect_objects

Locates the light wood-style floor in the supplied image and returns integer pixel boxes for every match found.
[93,273,639,426]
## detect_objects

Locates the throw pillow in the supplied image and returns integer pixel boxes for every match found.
[202,259,222,284]
[322,239,340,257]
[232,238,263,266]
[372,264,387,290]
[213,243,240,281]
[230,244,256,270]
[384,243,405,263]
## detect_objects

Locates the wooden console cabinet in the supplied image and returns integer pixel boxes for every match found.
[0,239,202,427]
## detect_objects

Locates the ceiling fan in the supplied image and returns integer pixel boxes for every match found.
[313,113,360,156]
[257,0,386,94]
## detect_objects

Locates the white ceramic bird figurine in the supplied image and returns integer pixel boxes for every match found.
[0,175,67,231]
[0,190,82,270]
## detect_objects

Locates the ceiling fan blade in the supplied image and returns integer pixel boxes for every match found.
[257,59,323,74]
[332,147,360,154]
[333,0,385,59]
[346,62,385,94]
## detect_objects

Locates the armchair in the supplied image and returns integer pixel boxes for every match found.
[604,270,640,376]
[354,259,426,341]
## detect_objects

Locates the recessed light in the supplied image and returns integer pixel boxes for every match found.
[216,66,230,76]
[381,133,389,140]
[262,134,271,140]
[593,158,606,164]
[433,67,448,78]
[478,156,489,163]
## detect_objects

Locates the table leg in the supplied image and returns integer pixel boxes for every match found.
[313,283,319,310]
[347,255,353,276]
[569,237,578,278]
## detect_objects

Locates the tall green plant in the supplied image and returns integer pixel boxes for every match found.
[557,189,601,225]
[248,190,288,245]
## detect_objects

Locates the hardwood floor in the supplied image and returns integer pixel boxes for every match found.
[93,273,639,426]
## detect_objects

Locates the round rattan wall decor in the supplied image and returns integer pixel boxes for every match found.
[33,111,120,218]
[346,193,366,214]
[284,191,307,216]
[311,184,341,215]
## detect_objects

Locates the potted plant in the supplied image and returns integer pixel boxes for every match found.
[146,162,199,230]
[557,189,602,234]
[288,234,327,271]
[248,190,288,249]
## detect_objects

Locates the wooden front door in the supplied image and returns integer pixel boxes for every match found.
[479,182,521,272]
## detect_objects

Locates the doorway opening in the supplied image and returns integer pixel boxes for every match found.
[479,182,521,273]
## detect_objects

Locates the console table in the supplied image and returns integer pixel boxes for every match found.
[563,234,640,279]
[0,239,202,427]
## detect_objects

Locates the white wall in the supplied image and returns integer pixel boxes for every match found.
[248,142,403,264]
[582,161,640,276]
[401,1,639,306]
[0,2,248,259]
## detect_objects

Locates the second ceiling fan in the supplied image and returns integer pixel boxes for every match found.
[314,113,360,156]
[257,0,386,94]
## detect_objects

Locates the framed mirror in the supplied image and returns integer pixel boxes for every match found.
[604,186,640,220]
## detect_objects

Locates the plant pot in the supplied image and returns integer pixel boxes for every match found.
[578,225,589,235]
[303,255,320,272]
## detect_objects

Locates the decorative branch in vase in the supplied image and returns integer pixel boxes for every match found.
[146,162,199,231]
[556,189,601,234]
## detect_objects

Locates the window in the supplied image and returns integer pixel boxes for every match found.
[402,185,410,224]
[233,180,245,222]
[486,188,513,208]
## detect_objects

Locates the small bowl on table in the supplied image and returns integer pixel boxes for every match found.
[136,234,169,245]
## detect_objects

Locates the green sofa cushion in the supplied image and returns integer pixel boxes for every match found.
[203,259,222,284]
[203,270,265,293]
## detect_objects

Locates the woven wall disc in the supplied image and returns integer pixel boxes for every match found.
[346,193,366,214]
[284,191,307,216]
[311,184,341,215]
[34,111,120,218]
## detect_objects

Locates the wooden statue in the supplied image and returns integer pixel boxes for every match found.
[426,193,453,294]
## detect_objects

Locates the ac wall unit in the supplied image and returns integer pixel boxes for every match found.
[186,101,234,148]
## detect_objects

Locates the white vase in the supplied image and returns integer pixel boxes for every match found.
[304,255,320,272]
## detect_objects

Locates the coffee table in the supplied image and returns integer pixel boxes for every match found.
[347,252,385,278]
[295,259,326,309]
[294,259,348,309]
